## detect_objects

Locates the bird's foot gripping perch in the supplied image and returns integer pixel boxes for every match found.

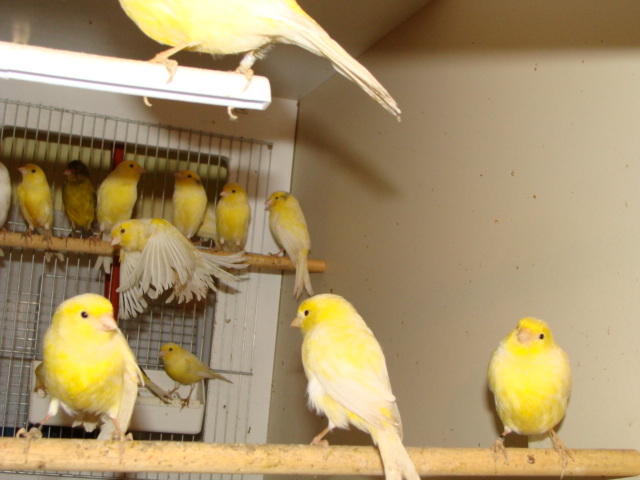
[549,429,574,475]
[491,434,509,466]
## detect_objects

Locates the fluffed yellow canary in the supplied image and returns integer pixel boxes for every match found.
[111,218,246,319]
[488,317,572,467]
[62,160,96,237]
[159,342,231,406]
[17,163,54,242]
[266,191,312,298]
[95,160,145,271]
[172,170,208,239]
[118,0,401,120]
[216,182,250,252]
[292,294,419,480]
[32,294,143,440]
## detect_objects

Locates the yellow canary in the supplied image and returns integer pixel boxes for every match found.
[266,191,312,298]
[36,294,143,440]
[118,0,401,120]
[62,160,96,237]
[111,218,246,319]
[292,294,419,480]
[172,170,208,239]
[95,160,145,271]
[16,163,54,242]
[216,182,250,252]
[159,342,231,406]
[488,317,572,467]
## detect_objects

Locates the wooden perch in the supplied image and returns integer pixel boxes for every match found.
[0,231,326,273]
[0,439,639,477]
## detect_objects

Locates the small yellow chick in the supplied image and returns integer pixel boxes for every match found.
[172,170,208,240]
[62,160,96,238]
[216,182,250,252]
[117,0,401,119]
[488,317,572,467]
[17,163,54,242]
[30,294,143,440]
[292,294,419,480]
[159,342,231,406]
[266,191,312,298]
[95,160,145,271]
[111,218,246,319]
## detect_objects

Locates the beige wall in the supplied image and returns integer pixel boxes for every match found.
[268,0,640,470]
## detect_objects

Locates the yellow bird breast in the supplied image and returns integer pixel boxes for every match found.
[118,0,284,55]
[44,334,126,416]
[488,344,571,435]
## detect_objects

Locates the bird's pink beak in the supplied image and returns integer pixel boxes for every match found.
[63,168,72,176]
[98,313,118,331]
[516,326,535,345]
[158,350,167,358]
[18,166,27,175]
[291,315,301,328]
[111,237,121,246]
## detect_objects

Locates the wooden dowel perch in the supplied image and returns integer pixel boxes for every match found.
[0,440,639,477]
[0,231,326,273]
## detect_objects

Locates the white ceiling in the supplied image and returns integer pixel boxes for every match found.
[0,0,430,100]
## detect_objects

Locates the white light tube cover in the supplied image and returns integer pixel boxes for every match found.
[0,41,271,110]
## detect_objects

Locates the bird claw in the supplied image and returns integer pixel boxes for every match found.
[16,427,42,439]
[310,438,329,447]
[491,436,509,466]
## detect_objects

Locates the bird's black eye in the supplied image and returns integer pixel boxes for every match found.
[129,163,134,168]
[169,347,173,351]
[120,228,125,234]
[81,311,88,318]
[187,174,192,178]
[232,189,236,193]
[31,169,36,173]
[539,333,544,340]
[303,310,310,316]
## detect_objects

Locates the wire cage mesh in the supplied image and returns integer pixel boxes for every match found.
[0,98,279,479]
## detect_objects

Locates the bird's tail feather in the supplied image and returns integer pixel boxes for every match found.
[372,429,420,480]
[294,252,313,299]
[284,19,400,120]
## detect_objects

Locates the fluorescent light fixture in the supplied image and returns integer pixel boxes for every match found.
[0,41,271,110]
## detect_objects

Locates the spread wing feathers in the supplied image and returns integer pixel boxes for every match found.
[117,223,247,318]
[118,251,149,320]
[97,340,143,440]
[307,327,400,433]
[265,9,400,119]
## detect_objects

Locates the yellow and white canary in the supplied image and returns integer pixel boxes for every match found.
[62,160,96,237]
[488,317,572,466]
[118,0,401,119]
[266,191,312,298]
[95,160,145,271]
[216,182,250,252]
[34,294,143,440]
[172,170,208,239]
[111,218,246,319]
[159,342,231,406]
[17,163,54,242]
[292,294,419,480]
